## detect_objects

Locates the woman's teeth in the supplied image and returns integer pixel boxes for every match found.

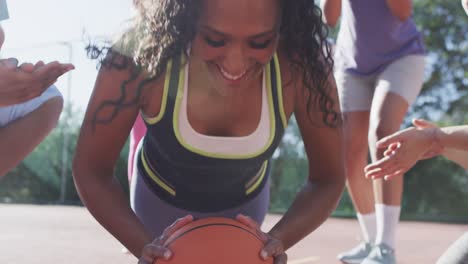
[219,66,247,81]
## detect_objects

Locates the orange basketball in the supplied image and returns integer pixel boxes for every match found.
[154,217,274,264]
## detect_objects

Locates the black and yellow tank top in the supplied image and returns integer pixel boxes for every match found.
[137,53,288,212]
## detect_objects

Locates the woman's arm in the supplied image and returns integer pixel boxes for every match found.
[320,0,342,27]
[267,72,346,250]
[0,96,62,176]
[437,125,468,169]
[72,61,158,257]
[442,149,468,170]
[436,125,468,151]
[386,0,413,21]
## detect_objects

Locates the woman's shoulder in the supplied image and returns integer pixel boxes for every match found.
[94,48,166,110]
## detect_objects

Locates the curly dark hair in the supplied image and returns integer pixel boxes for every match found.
[87,0,338,129]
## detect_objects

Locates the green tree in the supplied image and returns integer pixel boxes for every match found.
[409,0,467,120]
[0,105,130,204]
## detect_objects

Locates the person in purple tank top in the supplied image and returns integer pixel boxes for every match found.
[321,0,426,263]
[364,5,468,264]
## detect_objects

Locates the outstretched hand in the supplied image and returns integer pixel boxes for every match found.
[236,214,287,264]
[0,58,74,106]
[364,119,444,180]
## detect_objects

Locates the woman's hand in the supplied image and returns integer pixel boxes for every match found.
[236,214,287,264]
[364,119,444,180]
[0,59,74,106]
[138,215,194,264]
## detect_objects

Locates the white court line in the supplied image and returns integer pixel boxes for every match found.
[288,256,320,264]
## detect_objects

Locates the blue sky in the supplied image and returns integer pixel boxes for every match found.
[1,0,134,113]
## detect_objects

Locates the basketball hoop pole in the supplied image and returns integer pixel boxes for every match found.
[59,41,73,203]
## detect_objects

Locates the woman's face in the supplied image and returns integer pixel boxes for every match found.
[191,0,280,94]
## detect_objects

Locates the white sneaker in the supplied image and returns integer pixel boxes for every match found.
[361,243,396,264]
[337,242,373,264]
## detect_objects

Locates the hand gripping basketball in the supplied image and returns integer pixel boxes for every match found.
[236,214,288,264]
[138,215,195,264]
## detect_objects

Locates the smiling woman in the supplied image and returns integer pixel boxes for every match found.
[73,1,346,264]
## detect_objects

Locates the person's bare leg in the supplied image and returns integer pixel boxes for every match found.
[343,111,374,214]
[368,91,409,252]
[337,111,376,263]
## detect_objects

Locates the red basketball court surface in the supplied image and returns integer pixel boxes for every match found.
[0,204,466,263]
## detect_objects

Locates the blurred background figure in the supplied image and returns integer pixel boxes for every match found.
[0,0,73,177]
[321,0,427,263]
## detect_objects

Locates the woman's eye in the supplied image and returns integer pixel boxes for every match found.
[249,39,272,50]
[204,36,225,48]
